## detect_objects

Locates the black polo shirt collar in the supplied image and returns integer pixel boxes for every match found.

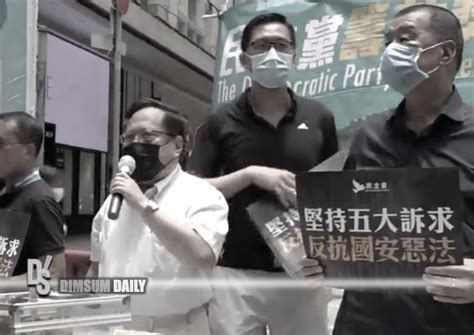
[235,87,298,127]
[388,86,465,125]
[2,168,42,195]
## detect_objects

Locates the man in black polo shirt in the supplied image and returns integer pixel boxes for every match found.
[189,13,338,335]
[0,112,65,289]
[335,5,474,335]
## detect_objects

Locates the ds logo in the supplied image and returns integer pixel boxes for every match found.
[27,255,52,296]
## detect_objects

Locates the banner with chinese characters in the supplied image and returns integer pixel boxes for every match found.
[0,209,30,277]
[296,168,464,280]
[248,199,306,278]
[214,0,474,144]
[247,150,350,279]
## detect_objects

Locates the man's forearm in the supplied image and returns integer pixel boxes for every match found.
[142,210,216,267]
[0,274,28,293]
[40,252,65,278]
[0,252,65,293]
[207,167,254,199]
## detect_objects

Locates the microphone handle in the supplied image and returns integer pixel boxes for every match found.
[108,193,124,220]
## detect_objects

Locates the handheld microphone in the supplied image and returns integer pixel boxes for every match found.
[108,155,136,220]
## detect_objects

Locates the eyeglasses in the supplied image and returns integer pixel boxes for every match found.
[248,39,294,55]
[120,130,176,145]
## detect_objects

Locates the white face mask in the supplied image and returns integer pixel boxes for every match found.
[51,188,65,202]
[380,41,445,96]
[247,47,293,89]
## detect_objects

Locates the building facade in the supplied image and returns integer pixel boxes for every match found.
[35,0,226,232]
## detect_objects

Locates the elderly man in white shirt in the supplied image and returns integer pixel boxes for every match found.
[87,98,229,335]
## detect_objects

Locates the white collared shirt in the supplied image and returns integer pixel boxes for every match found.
[90,165,228,316]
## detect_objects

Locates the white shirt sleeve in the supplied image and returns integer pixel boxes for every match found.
[89,199,109,262]
[188,188,229,262]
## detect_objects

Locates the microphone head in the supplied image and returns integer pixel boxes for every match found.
[118,155,136,175]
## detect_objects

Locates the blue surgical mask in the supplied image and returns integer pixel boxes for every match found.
[381,42,444,96]
[247,47,293,89]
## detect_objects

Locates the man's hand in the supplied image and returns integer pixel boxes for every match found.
[300,257,324,287]
[248,166,296,208]
[110,172,148,213]
[423,259,474,304]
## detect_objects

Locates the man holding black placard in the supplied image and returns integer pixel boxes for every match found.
[189,12,338,335]
[329,4,474,335]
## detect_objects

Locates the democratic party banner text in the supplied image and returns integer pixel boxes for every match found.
[213,0,474,144]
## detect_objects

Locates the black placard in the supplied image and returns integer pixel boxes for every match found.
[297,168,464,280]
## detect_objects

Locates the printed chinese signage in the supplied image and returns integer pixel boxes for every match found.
[247,150,351,278]
[248,199,306,278]
[214,0,474,144]
[0,209,30,277]
[296,168,464,279]
[0,0,27,115]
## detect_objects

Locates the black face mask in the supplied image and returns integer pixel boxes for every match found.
[122,142,168,183]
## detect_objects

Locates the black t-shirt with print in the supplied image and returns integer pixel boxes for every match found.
[0,179,65,275]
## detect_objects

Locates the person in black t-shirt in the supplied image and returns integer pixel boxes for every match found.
[0,112,65,289]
